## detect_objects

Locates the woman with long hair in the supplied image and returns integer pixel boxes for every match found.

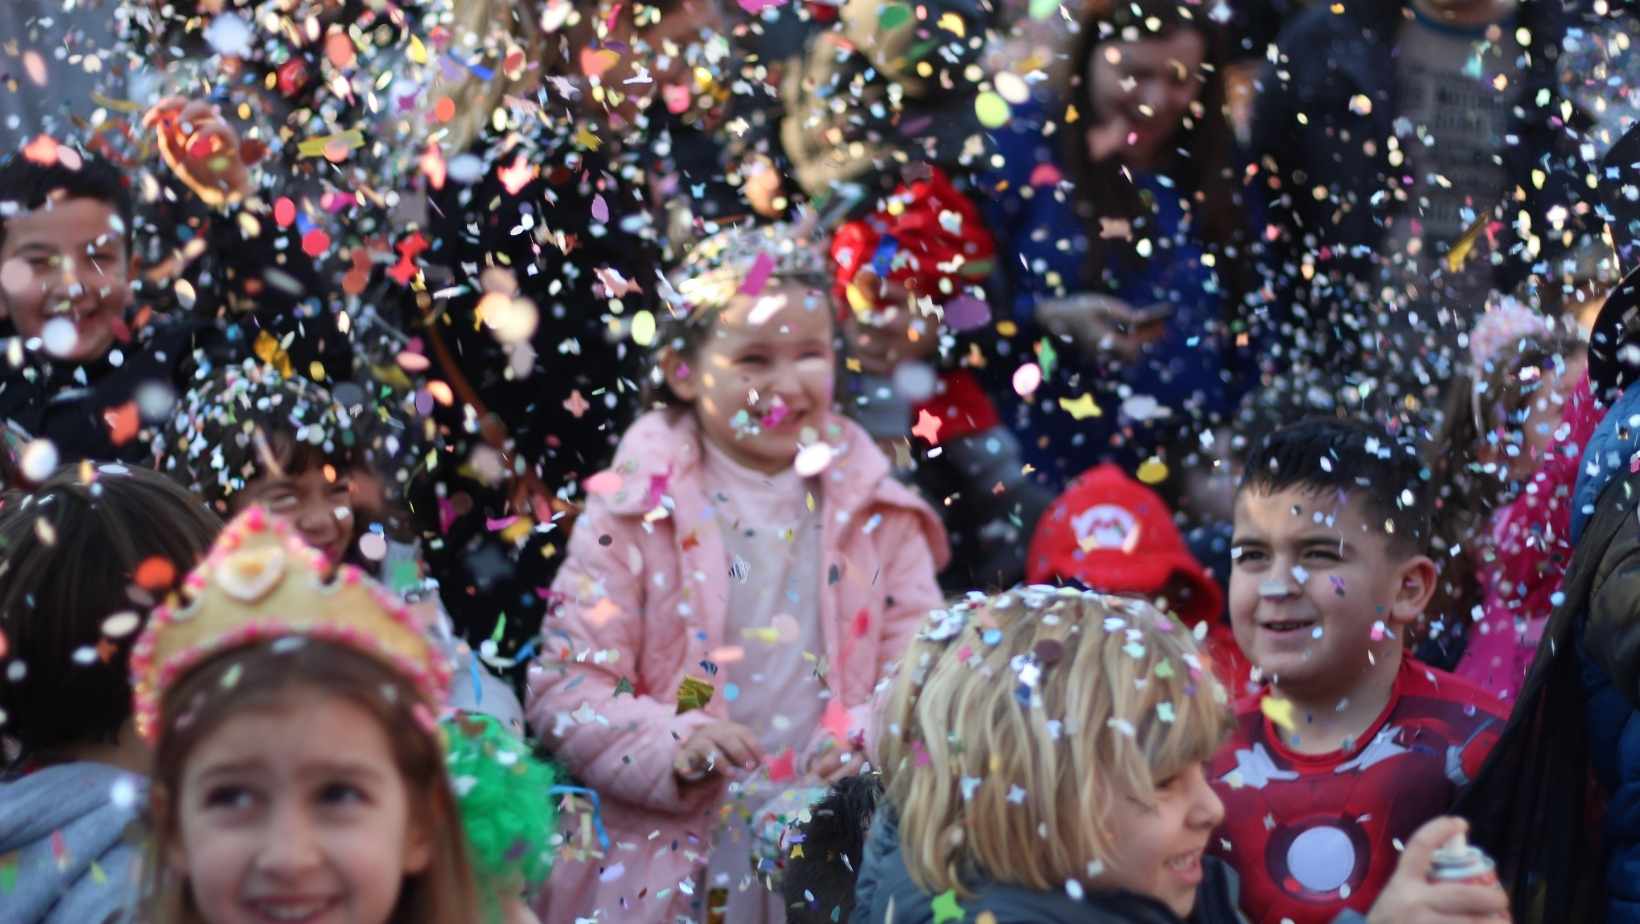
[986,0,1257,511]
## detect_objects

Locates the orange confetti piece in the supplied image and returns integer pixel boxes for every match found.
[22,134,58,166]
[433,96,456,124]
[134,556,176,591]
[103,402,139,447]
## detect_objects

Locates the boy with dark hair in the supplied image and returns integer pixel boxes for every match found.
[1209,416,1509,924]
[779,774,882,924]
[0,464,221,923]
[0,134,327,473]
[0,146,208,471]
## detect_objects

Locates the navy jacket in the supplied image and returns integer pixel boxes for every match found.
[983,97,1254,486]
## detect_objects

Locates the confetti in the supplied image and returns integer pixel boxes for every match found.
[134,557,176,591]
[676,676,715,714]
[1261,696,1297,732]
[1136,458,1169,485]
[1012,363,1043,397]
[1058,394,1102,420]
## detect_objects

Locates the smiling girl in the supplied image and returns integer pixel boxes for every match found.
[526,222,947,924]
[131,506,480,924]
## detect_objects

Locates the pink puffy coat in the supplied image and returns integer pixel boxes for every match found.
[526,409,948,923]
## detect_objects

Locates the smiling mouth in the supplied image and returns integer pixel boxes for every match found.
[243,897,341,922]
[1166,849,1203,879]
[1259,619,1316,635]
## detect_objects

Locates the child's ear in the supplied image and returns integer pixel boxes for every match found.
[1388,554,1439,626]
[660,348,699,402]
[404,816,434,875]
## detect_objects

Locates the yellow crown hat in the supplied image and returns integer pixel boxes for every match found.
[131,505,452,741]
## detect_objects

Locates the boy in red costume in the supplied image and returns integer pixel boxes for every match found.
[1026,461,1252,692]
[1209,417,1507,924]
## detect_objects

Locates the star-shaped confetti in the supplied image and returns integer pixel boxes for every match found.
[931,889,965,923]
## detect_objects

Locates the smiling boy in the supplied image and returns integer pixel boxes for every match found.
[1207,418,1507,924]
[0,148,215,470]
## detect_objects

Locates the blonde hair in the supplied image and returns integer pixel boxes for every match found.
[432,0,579,154]
[877,586,1231,898]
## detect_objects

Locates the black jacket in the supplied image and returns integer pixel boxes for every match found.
[0,314,225,478]
[849,807,1251,924]
[1250,0,1587,378]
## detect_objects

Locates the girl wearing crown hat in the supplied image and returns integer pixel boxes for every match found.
[130,506,484,924]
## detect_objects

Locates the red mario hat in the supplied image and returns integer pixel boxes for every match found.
[1025,463,1224,628]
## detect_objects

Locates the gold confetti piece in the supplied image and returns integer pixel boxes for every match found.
[408,35,428,64]
[253,330,293,378]
[1058,393,1102,420]
[1444,212,1489,274]
[296,129,365,159]
[676,676,715,714]
[1136,457,1169,485]
[91,92,143,114]
[1261,696,1297,732]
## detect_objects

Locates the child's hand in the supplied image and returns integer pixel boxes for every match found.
[144,96,259,206]
[1035,293,1160,364]
[1366,817,1511,924]
[673,721,763,782]
[807,743,862,782]
[742,154,785,218]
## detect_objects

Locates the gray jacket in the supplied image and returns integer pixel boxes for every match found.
[0,762,145,924]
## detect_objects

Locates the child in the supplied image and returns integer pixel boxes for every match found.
[1212,417,1509,924]
[0,464,221,924]
[851,585,1507,923]
[1425,301,1593,701]
[1456,266,1640,923]
[778,773,882,924]
[855,586,1237,921]
[1025,461,1252,691]
[130,506,481,923]
[155,359,522,730]
[831,167,1051,589]
[526,222,948,924]
[0,140,325,473]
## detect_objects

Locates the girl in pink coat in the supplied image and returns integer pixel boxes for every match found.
[1429,300,1593,703]
[526,223,949,924]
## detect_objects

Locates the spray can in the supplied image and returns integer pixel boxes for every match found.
[1427,833,1499,887]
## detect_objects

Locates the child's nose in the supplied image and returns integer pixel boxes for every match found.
[1188,769,1225,830]
[257,804,324,876]
[296,499,341,542]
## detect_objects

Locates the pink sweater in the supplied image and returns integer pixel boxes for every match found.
[1454,376,1599,702]
[526,409,948,923]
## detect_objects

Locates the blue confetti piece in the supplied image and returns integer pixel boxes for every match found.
[513,639,537,664]
[470,656,483,704]
[982,628,1003,645]
[724,682,740,702]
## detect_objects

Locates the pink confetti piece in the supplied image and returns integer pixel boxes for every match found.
[766,747,797,782]
[486,515,519,532]
[739,251,775,295]
[1013,362,1042,397]
[590,194,609,223]
[584,470,623,496]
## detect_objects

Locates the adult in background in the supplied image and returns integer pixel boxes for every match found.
[1251,0,1588,420]
[984,0,1259,518]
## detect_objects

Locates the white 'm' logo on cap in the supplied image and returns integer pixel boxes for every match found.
[1072,504,1140,552]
